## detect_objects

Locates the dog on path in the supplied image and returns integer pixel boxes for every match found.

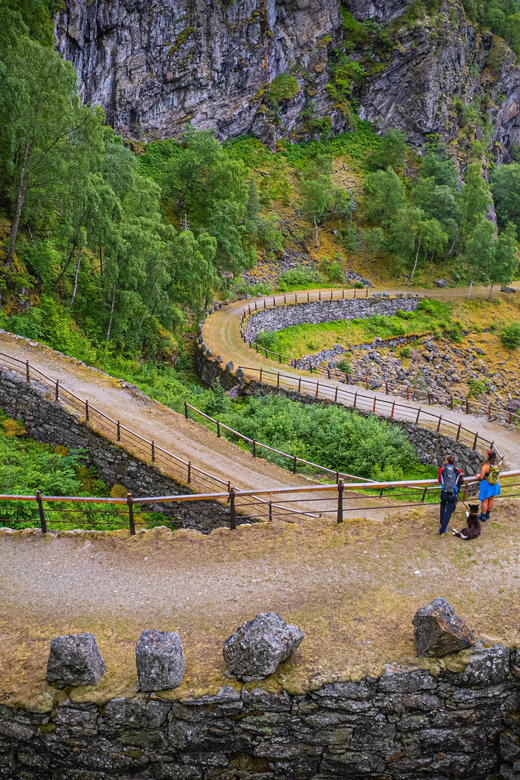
[452,503,481,540]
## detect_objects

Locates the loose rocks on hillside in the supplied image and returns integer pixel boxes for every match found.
[136,629,185,692]
[46,633,106,688]
[412,598,475,657]
[223,612,304,680]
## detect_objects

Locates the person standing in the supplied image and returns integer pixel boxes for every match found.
[478,449,501,523]
[437,455,463,537]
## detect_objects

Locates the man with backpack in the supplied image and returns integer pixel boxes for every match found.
[437,455,463,537]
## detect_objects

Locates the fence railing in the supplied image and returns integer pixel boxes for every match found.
[183,402,377,484]
[0,351,327,525]
[236,291,520,427]
[2,471,520,534]
[0,350,230,494]
[239,365,499,457]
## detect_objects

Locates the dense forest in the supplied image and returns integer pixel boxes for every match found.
[1,0,520,487]
[1,0,520,362]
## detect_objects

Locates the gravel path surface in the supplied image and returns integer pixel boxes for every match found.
[1,500,519,705]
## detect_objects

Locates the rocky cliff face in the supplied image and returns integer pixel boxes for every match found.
[55,0,344,145]
[55,0,520,160]
[355,1,520,163]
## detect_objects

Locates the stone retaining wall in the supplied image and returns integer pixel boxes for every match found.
[1,643,518,779]
[0,368,230,532]
[243,382,483,475]
[243,296,421,344]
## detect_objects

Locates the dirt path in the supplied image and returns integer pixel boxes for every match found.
[2,500,520,705]
[202,285,520,469]
[0,333,385,521]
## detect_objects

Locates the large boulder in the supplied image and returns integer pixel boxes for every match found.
[223,613,304,680]
[412,598,475,657]
[136,630,185,692]
[434,279,447,287]
[46,633,106,688]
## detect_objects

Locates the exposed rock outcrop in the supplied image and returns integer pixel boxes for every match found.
[55,0,344,145]
[55,0,520,159]
[344,0,409,24]
[356,2,520,163]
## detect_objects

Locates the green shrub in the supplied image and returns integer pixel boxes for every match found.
[501,322,520,349]
[255,331,276,350]
[467,379,492,398]
[222,394,420,481]
[278,267,325,291]
[337,357,352,374]
[326,262,344,283]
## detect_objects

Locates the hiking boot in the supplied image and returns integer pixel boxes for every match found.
[439,531,448,537]
[479,513,486,523]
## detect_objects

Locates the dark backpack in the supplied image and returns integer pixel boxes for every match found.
[441,464,458,495]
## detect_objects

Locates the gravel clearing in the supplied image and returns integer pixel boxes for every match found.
[1,500,519,707]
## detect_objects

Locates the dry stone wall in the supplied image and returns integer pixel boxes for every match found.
[0,367,230,532]
[0,643,519,778]
[242,296,421,344]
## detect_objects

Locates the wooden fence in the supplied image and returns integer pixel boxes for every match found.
[236,290,520,427]
[2,471,520,533]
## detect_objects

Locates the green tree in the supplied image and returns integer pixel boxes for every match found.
[459,163,492,237]
[412,177,459,238]
[162,127,250,274]
[389,207,425,276]
[490,221,518,298]
[490,162,520,231]
[368,128,407,171]
[168,230,217,318]
[419,151,458,189]
[465,218,496,297]
[0,0,61,51]
[0,37,102,265]
[364,167,406,226]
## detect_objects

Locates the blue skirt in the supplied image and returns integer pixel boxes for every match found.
[479,480,501,501]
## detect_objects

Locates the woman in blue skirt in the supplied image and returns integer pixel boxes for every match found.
[477,449,501,523]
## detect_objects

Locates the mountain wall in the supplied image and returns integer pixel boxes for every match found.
[54,0,345,146]
[55,0,520,160]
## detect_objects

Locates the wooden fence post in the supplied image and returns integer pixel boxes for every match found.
[26,361,30,383]
[117,421,121,442]
[229,488,236,530]
[187,461,191,483]
[184,401,189,419]
[85,400,89,422]
[127,492,136,535]
[55,380,59,402]
[36,490,47,534]
[151,441,155,462]
[337,480,344,523]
